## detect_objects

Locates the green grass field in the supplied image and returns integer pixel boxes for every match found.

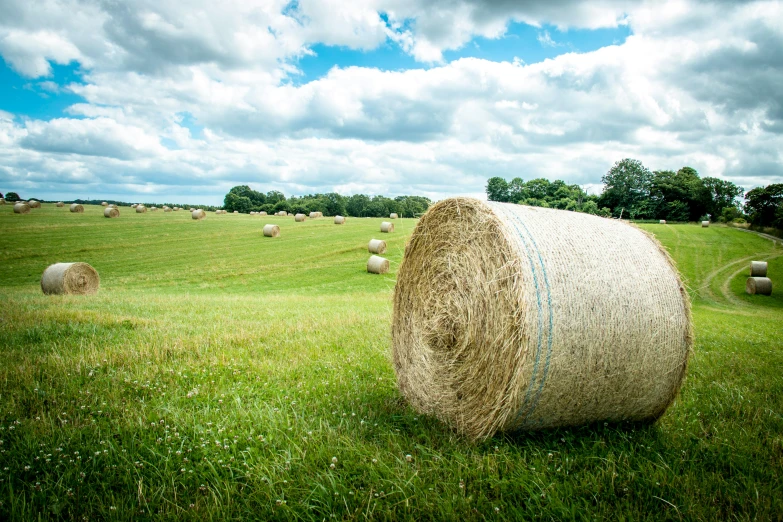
[1,204,782,521]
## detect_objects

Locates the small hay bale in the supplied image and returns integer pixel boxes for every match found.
[746,277,772,295]
[295,213,306,222]
[149,207,158,212]
[390,213,398,219]
[381,221,394,233]
[103,207,120,218]
[131,204,138,208]
[309,212,319,219]
[70,203,84,213]
[263,224,280,237]
[56,202,64,207]
[163,206,172,212]
[701,221,709,227]
[13,202,30,214]
[173,207,180,211]
[392,198,692,439]
[136,205,147,213]
[367,255,390,274]
[260,211,267,216]
[334,215,346,224]
[233,210,239,214]
[28,200,41,208]
[750,261,768,277]
[101,202,108,206]
[41,262,100,295]
[192,209,206,220]
[107,204,118,209]
[368,239,387,254]
[659,220,666,224]
[0,198,5,205]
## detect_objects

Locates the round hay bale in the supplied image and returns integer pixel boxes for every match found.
[192,209,206,220]
[392,198,692,439]
[750,261,768,277]
[149,207,158,212]
[367,255,390,274]
[309,212,318,219]
[746,277,772,295]
[0,198,5,205]
[295,213,306,222]
[28,200,41,208]
[136,205,147,213]
[173,207,179,211]
[659,220,666,224]
[13,202,30,214]
[56,201,64,207]
[70,203,84,213]
[41,262,100,295]
[334,215,346,224]
[368,239,387,254]
[131,204,138,208]
[103,207,120,218]
[263,224,280,237]
[381,221,394,233]
[101,202,108,206]
[390,213,398,219]
[107,204,118,209]
[260,211,267,216]
[163,206,172,212]
[233,210,239,214]
[701,221,709,227]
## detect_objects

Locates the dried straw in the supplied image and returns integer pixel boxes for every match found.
[13,202,30,214]
[263,224,280,237]
[41,262,100,295]
[28,200,41,208]
[70,204,84,213]
[233,211,239,214]
[390,213,398,219]
[367,255,390,274]
[750,261,768,277]
[701,221,709,227]
[260,211,267,216]
[103,207,120,218]
[136,205,147,213]
[392,198,692,439]
[131,204,138,208]
[295,213,306,222]
[101,202,108,206]
[56,202,65,207]
[334,215,346,224]
[659,220,666,224]
[0,198,5,205]
[173,207,180,211]
[381,221,394,233]
[149,207,158,212]
[368,239,387,254]
[192,209,206,220]
[746,277,772,295]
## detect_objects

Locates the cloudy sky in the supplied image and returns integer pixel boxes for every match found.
[1,0,781,204]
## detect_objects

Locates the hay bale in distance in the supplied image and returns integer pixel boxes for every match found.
[263,224,280,237]
[701,221,709,227]
[163,206,172,212]
[659,220,666,224]
[392,198,692,439]
[0,198,5,205]
[295,213,306,222]
[149,207,158,212]
[103,207,120,218]
[390,213,398,219]
[334,215,346,224]
[367,255,390,274]
[173,207,180,211]
[101,202,108,206]
[381,221,394,233]
[192,209,206,220]
[233,210,239,214]
[746,277,772,295]
[750,261,768,277]
[260,211,267,216]
[309,211,323,219]
[70,203,84,213]
[13,202,30,214]
[131,204,138,208]
[136,205,147,213]
[41,262,100,295]
[368,239,387,254]
[28,200,41,208]
[56,201,65,207]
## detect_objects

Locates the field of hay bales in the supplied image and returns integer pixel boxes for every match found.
[1,204,782,520]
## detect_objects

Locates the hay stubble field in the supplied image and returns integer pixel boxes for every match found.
[0,204,782,520]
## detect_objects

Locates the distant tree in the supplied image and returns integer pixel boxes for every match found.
[486,177,510,202]
[4,191,20,202]
[507,177,527,203]
[703,177,744,218]
[745,184,783,227]
[599,159,653,218]
[322,193,346,217]
[266,191,285,205]
[346,194,370,217]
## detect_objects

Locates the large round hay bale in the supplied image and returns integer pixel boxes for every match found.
[263,224,280,237]
[41,262,100,295]
[390,213,398,219]
[28,200,41,208]
[659,219,666,224]
[368,239,387,254]
[260,211,267,216]
[13,202,30,214]
[392,198,692,439]
[103,207,120,218]
[750,261,768,277]
[136,205,147,213]
[701,221,709,227]
[173,207,179,211]
[309,212,319,219]
[746,277,772,295]
[381,221,394,233]
[70,203,84,213]
[334,215,346,224]
[56,201,64,207]
[101,202,108,206]
[192,209,206,220]
[367,255,390,274]
[163,206,172,212]
[295,213,306,222]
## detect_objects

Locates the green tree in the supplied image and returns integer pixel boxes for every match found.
[703,177,744,218]
[486,177,510,202]
[599,159,653,218]
[4,191,20,202]
[745,184,783,227]
[346,194,371,217]
[508,177,527,203]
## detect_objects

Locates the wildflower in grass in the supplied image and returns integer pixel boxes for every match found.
[405,454,413,462]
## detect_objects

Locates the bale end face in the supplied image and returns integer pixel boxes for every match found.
[295,213,306,222]
[334,215,346,224]
[13,202,31,214]
[750,261,768,278]
[69,204,84,213]
[746,277,772,295]
[701,221,710,227]
[381,221,394,233]
[28,200,41,208]
[56,202,65,207]
[103,207,120,218]
[263,224,280,237]
[192,209,206,220]
[367,255,390,274]
[41,262,100,295]
[368,239,387,254]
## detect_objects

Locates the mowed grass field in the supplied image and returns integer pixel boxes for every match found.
[1,204,782,521]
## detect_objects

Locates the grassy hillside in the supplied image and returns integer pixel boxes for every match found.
[1,204,781,520]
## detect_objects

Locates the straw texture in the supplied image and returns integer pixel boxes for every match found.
[163,206,172,212]
[260,211,267,216]
[14,202,30,214]
[750,261,768,277]
[56,202,65,207]
[101,202,108,206]
[70,204,84,213]
[390,213,398,219]
[103,207,120,218]
[368,239,387,254]
[746,277,772,295]
[136,205,147,213]
[392,198,692,439]
[0,198,5,204]
[367,255,390,274]
[659,220,666,224]
[41,262,100,295]
[381,221,394,233]
[334,215,346,224]
[701,221,709,227]
[192,209,206,220]
[28,200,41,208]
[263,224,280,237]
[295,213,306,222]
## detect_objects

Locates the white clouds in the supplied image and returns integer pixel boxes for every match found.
[0,30,83,77]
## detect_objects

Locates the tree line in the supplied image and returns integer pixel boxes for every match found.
[487,158,783,228]
[223,186,431,218]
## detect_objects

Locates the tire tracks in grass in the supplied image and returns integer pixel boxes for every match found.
[718,251,783,307]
